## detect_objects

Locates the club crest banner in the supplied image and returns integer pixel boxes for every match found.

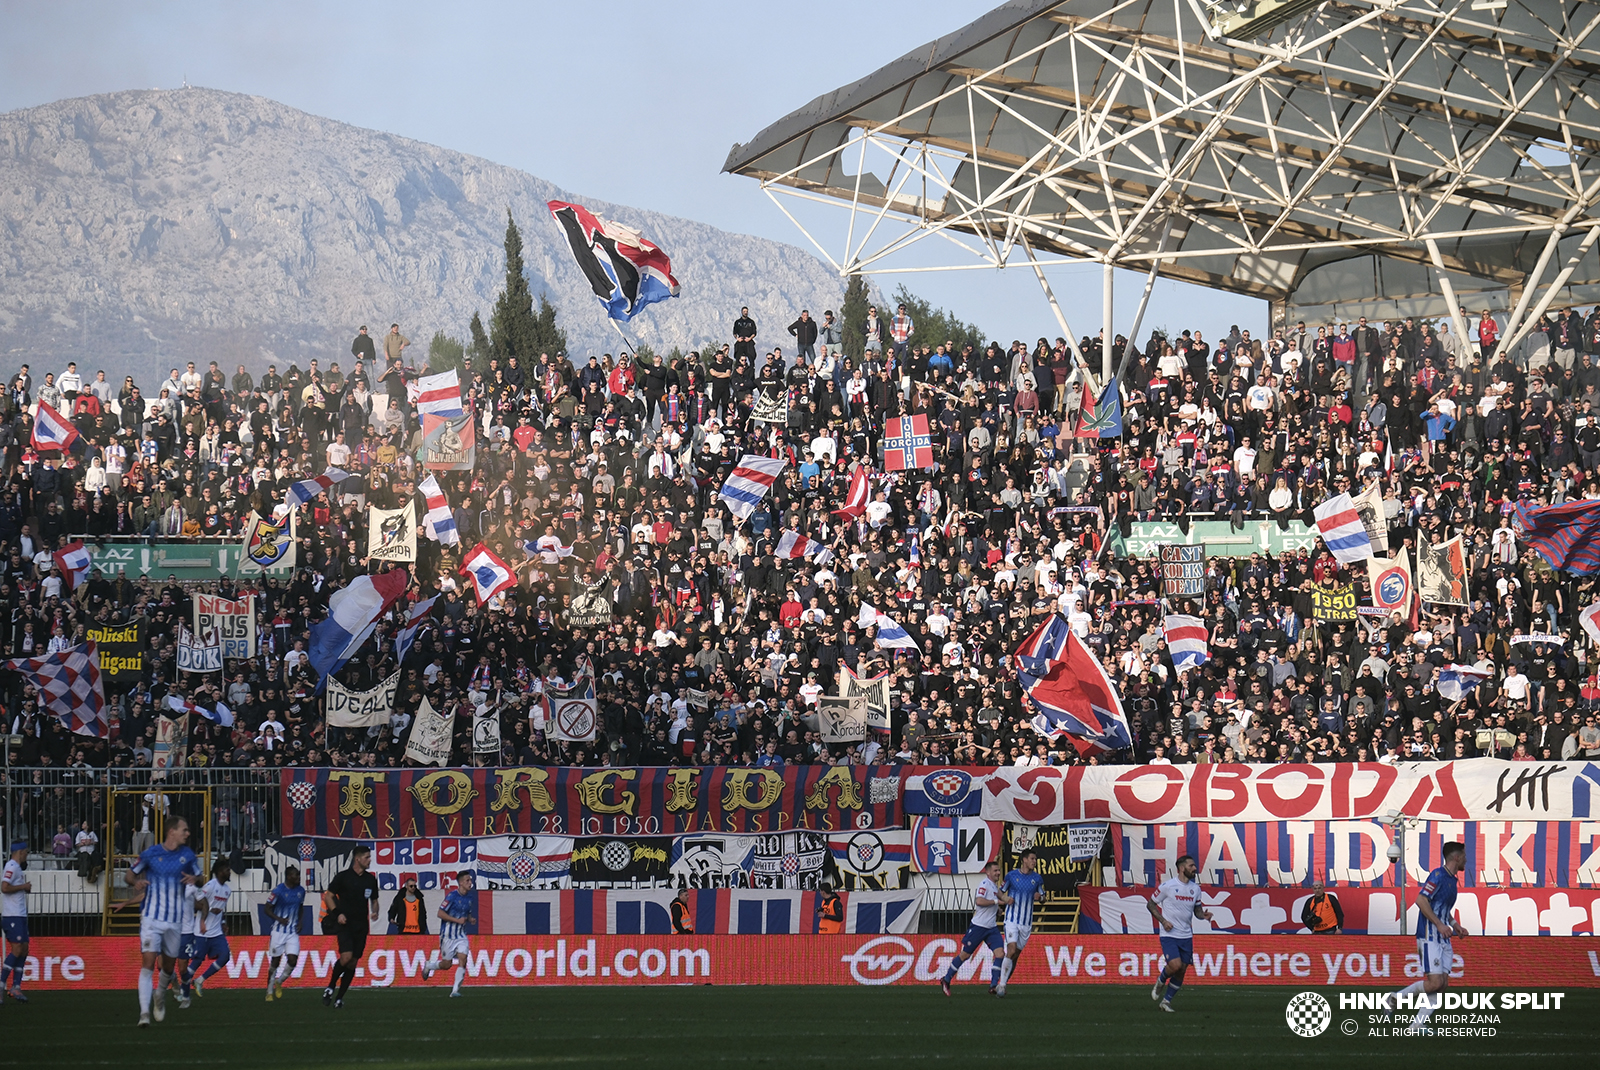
[368,504,417,563]
[826,830,912,890]
[241,509,295,572]
[325,670,401,729]
[194,594,255,659]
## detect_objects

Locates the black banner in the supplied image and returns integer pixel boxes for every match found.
[87,621,145,682]
[570,837,672,884]
[748,831,830,889]
[1003,824,1098,892]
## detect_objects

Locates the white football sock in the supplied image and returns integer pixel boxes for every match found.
[452,966,464,994]
[1396,980,1425,997]
[157,971,172,997]
[1413,992,1439,1030]
[138,968,153,1013]
[999,958,1015,985]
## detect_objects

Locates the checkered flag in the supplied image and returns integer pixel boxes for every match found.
[5,643,106,738]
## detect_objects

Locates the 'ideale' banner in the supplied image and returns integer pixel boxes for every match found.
[12,934,1600,989]
[281,765,904,838]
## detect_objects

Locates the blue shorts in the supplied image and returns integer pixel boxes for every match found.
[1159,936,1193,967]
[961,923,1003,954]
[190,934,230,964]
[1,918,26,944]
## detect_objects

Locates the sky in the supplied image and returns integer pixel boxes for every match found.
[0,0,1266,343]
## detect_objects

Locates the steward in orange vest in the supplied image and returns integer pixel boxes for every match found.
[1301,882,1344,934]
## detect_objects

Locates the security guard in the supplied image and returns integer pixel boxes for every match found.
[817,883,844,935]
[387,879,430,935]
[671,888,694,934]
[1301,879,1344,934]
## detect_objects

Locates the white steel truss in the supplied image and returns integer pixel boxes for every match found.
[724,0,1600,359]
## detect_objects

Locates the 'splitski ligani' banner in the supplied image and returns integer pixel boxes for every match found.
[13,935,1599,989]
[980,760,1600,825]
[1111,820,1600,888]
[280,765,904,839]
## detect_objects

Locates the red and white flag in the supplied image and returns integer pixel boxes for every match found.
[831,464,870,520]
[774,530,831,563]
[31,400,81,454]
[460,544,517,605]
[53,540,92,590]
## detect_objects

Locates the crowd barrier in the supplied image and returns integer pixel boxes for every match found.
[13,934,1600,989]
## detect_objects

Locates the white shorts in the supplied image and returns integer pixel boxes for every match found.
[1004,922,1032,950]
[1418,937,1452,976]
[269,931,301,958]
[439,936,469,962]
[139,918,183,958]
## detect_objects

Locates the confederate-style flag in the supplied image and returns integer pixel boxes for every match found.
[883,414,934,471]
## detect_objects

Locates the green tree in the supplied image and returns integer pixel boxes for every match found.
[489,209,539,361]
[467,311,490,371]
[891,283,986,356]
[426,331,466,378]
[529,293,569,358]
[840,273,869,361]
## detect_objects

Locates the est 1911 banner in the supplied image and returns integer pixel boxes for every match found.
[281,765,904,839]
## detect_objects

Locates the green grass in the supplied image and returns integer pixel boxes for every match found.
[5,985,1596,1068]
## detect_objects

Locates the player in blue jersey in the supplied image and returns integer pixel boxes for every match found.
[995,848,1045,997]
[1147,854,1213,1013]
[1,840,32,1003]
[422,872,476,997]
[181,859,232,999]
[1386,841,1468,1032]
[265,866,307,1001]
[120,816,199,1027]
[939,859,1007,996]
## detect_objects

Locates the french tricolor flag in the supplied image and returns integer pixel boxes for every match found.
[1162,614,1209,672]
[416,370,464,418]
[418,474,459,545]
[394,594,439,665]
[306,568,410,687]
[287,467,351,508]
[718,454,785,521]
[31,401,83,454]
[1312,492,1373,565]
[52,540,92,590]
[460,544,517,605]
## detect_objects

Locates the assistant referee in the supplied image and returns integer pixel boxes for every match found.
[321,844,379,1008]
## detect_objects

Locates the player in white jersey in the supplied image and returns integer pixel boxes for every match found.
[265,866,307,1001]
[118,816,199,1027]
[995,849,1046,997]
[1,840,32,1003]
[182,859,232,998]
[1147,854,1212,1013]
[938,859,1007,996]
[423,872,476,997]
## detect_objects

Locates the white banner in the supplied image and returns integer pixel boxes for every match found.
[545,684,597,743]
[839,668,890,731]
[979,759,1600,825]
[367,503,417,562]
[473,700,502,755]
[325,669,401,728]
[194,594,255,659]
[817,695,868,743]
[404,696,453,766]
[175,625,221,673]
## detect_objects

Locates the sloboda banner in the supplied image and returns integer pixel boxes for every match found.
[980,760,1600,824]
[325,670,401,729]
[193,594,256,659]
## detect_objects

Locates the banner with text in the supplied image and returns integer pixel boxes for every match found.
[87,621,145,682]
[325,670,401,729]
[193,594,256,659]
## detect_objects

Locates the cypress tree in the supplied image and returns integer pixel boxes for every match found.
[841,273,870,361]
[530,293,570,358]
[488,210,538,361]
[467,311,490,371]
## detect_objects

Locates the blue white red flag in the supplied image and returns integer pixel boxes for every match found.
[1015,614,1132,756]
[1313,492,1373,564]
[1161,614,1209,672]
[416,370,464,418]
[307,569,410,687]
[719,455,785,521]
[459,544,517,605]
[548,200,680,322]
[166,695,235,728]
[1436,664,1493,703]
[394,595,439,666]
[418,474,459,546]
[52,540,92,591]
[1515,499,1600,574]
[6,644,106,738]
[858,603,919,651]
[882,414,934,471]
[287,467,351,508]
[774,530,829,562]
[31,400,82,454]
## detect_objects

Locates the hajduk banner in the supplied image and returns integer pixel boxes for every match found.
[325,670,401,729]
[175,625,222,673]
[367,504,417,563]
[194,594,255,659]
[404,696,454,767]
[979,759,1600,825]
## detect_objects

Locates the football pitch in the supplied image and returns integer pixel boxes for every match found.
[9,985,1596,1068]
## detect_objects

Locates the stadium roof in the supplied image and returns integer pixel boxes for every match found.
[725,0,1600,352]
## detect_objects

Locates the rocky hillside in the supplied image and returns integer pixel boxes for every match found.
[0,87,845,381]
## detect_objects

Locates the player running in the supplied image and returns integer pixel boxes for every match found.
[994,848,1045,997]
[1386,841,1468,1032]
[939,858,1007,996]
[422,872,476,997]
[1,840,31,1003]
[321,844,379,1009]
[1147,853,1212,1013]
[120,816,199,1027]
[264,866,307,1001]
[182,859,233,998]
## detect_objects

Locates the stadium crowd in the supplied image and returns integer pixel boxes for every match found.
[5,302,1600,777]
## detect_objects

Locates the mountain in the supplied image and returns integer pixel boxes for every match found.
[0,87,846,381]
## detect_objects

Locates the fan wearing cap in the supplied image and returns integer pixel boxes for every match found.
[1,840,31,1002]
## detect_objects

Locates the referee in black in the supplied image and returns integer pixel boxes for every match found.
[321,844,379,1008]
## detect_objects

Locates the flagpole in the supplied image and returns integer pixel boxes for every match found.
[609,319,636,356]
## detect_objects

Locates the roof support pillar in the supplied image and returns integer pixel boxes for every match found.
[1102,261,1115,383]
[1022,238,1077,351]
[1425,238,1473,368]
[1499,226,1600,358]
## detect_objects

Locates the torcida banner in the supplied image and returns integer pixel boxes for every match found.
[280,765,904,839]
[980,761,1600,825]
[12,934,1600,989]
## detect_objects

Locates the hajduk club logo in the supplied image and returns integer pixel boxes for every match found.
[1286,991,1333,1037]
[923,769,973,808]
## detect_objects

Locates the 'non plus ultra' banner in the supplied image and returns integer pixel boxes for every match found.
[280,765,904,839]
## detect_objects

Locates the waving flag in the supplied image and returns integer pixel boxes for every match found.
[1015,614,1132,756]
[1515,499,1600,574]
[5,644,106,738]
[460,544,517,605]
[1313,492,1373,564]
[394,595,439,666]
[858,603,919,651]
[1162,614,1209,672]
[548,200,680,322]
[883,414,934,471]
[417,474,459,546]
[1581,601,1600,646]
[416,370,464,418]
[831,464,870,520]
[241,509,295,570]
[775,530,829,561]
[287,467,351,508]
[166,695,235,728]
[1436,663,1494,703]
[306,569,410,687]
[31,400,83,454]
[719,454,786,521]
[1074,379,1123,438]
[52,540,92,591]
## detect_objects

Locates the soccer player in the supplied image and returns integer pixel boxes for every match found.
[1,840,31,1002]
[265,865,307,1001]
[1386,840,1468,1032]
[182,859,233,998]
[939,858,1007,996]
[994,848,1045,997]
[1147,853,1213,1013]
[322,844,379,1008]
[121,816,199,1027]
[422,871,476,997]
